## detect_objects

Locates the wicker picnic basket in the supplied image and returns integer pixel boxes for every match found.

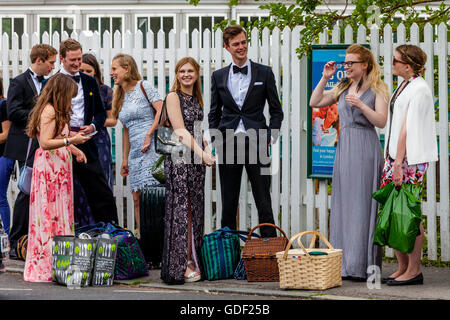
[276,231,342,290]
[242,223,289,282]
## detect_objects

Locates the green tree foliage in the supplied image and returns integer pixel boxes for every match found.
[188,0,449,57]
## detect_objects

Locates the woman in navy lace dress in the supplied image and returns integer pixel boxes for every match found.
[73,53,116,227]
[161,57,215,284]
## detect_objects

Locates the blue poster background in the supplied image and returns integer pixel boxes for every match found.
[311,49,347,177]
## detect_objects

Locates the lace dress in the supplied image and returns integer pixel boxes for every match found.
[161,91,206,284]
[74,84,113,227]
[118,80,162,191]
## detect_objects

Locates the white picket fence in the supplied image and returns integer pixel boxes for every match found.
[2,23,449,261]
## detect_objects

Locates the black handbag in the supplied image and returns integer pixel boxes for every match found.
[154,92,186,156]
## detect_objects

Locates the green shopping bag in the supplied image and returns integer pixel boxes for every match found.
[389,184,422,253]
[151,155,166,184]
[372,183,423,253]
[372,183,396,247]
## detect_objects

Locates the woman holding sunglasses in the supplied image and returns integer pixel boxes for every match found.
[380,45,437,286]
[310,44,390,281]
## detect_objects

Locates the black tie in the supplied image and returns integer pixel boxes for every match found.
[36,75,44,82]
[71,75,81,83]
[233,65,248,75]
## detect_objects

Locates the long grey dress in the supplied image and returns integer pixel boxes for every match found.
[329,88,383,279]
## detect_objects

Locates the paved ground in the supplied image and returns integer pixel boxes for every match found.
[4,258,450,300]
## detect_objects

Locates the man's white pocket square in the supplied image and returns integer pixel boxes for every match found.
[254,82,263,86]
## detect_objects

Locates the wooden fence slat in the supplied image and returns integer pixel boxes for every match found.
[270,27,281,227]
[438,22,449,261]
[423,23,437,260]
[281,27,291,235]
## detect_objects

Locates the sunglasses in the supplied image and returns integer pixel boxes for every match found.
[336,61,365,68]
[393,58,407,65]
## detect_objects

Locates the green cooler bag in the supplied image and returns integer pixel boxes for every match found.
[200,227,248,281]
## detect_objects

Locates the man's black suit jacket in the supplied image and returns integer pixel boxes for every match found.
[4,69,40,165]
[208,60,284,144]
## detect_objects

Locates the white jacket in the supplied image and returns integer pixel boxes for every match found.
[385,77,438,165]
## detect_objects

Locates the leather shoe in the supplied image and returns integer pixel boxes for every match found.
[9,247,20,261]
[387,273,423,286]
[381,277,395,284]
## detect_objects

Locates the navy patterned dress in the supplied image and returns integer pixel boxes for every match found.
[74,84,113,227]
[161,91,206,284]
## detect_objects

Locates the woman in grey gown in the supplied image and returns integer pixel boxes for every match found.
[309,44,390,280]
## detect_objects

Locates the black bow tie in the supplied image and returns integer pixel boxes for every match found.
[36,75,44,83]
[233,65,248,75]
[71,75,81,83]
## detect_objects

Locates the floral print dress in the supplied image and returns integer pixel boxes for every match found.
[24,125,74,282]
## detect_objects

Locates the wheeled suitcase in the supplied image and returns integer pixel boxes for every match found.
[139,184,166,268]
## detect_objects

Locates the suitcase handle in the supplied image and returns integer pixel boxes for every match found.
[282,231,334,259]
[247,223,288,240]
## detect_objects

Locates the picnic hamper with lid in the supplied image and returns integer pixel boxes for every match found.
[242,223,289,282]
[276,231,342,290]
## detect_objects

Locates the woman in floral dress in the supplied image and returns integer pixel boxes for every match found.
[381,45,438,286]
[24,74,91,282]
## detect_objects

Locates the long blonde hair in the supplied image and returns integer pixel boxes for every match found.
[333,44,390,103]
[171,57,204,108]
[26,73,78,138]
[111,54,142,119]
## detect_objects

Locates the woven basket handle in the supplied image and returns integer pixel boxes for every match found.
[282,231,334,259]
[247,223,288,240]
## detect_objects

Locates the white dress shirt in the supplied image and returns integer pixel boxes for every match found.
[60,68,86,128]
[28,68,43,93]
[227,59,251,134]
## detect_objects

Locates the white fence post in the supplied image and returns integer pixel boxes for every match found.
[437,22,449,261]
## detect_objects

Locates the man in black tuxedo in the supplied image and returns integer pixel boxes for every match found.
[208,25,284,238]
[4,44,58,259]
[58,38,118,225]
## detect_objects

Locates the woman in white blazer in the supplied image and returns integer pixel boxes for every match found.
[381,44,438,286]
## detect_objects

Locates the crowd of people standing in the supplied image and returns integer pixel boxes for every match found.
[0,24,438,287]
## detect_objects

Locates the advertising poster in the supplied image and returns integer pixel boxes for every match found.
[307,44,369,179]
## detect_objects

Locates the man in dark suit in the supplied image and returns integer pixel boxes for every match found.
[4,44,58,259]
[208,25,284,238]
[58,38,118,225]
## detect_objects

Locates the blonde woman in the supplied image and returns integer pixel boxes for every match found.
[110,54,163,238]
[161,57,215,285]
[310,44,390,281]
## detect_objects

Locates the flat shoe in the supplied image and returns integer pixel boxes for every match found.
[387,273,423,286]
[184,271,201,283]
[381,277,395,284]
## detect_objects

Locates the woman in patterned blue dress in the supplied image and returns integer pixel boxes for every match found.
[80,53,115,189]
[110,54,163,236]
[72,54,116,227]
